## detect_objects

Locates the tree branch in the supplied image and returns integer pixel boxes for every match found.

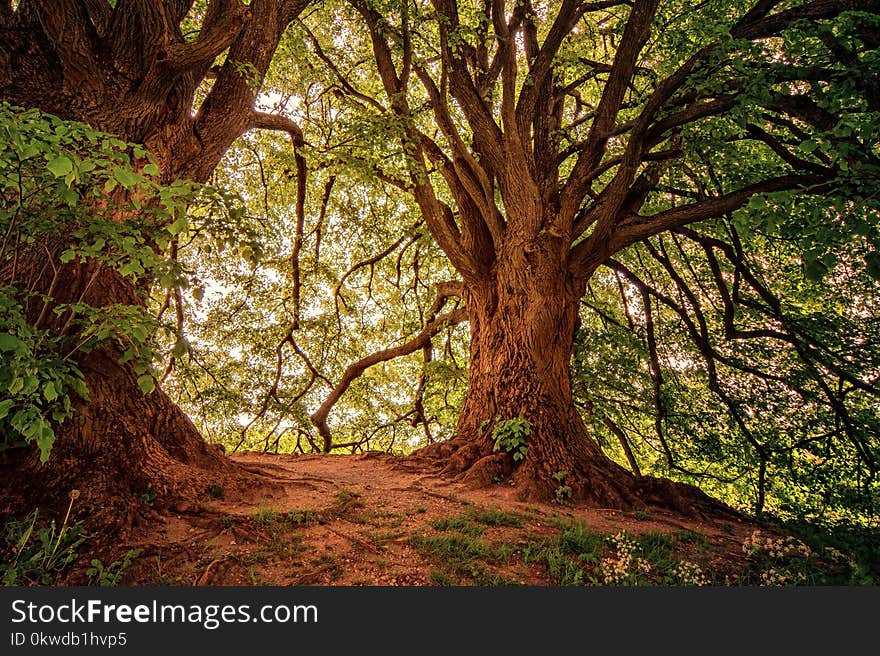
[166,2,250,71]
[310,306,467,450]
[31,0,105,90]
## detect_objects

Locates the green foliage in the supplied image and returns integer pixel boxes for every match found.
[466,507,523,528]
[409,530,519,585]
[491,417,531,463]
[0,102,247,461]
[575,219,880,523]
[1,507,87,586]
[0,288,87,462]
[552,471,572,503]
[252,506,280,526]
[86,549,141,587]
[520,520,602,585]
[739,521,880,585]
[430,515,484,536]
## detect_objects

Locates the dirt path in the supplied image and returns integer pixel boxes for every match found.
[117,451,761,586]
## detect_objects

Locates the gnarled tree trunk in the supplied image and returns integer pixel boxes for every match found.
[0,252,231,533]
[416,236,723,514]
[0,0,306,533]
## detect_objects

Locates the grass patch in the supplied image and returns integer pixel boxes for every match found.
[252,507,280,526]
[286,510,318,526]
[520,521,603,585]
[1,507,88,586]
[350,509,406,528]
[557,521,603,557]
[409,532,520,586]
[427,506,522,538]
[430,516,484,536]
[468,507,523,528]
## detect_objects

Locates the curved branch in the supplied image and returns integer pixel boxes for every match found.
[166,2,251,72]
[310,306,467,450]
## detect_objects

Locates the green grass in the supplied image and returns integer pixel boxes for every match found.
[286,510,318,526]
[520,521,603,585]
[252,507,280,526]
[1,508,88,586]
[557,521,603,557]
[429,516,485,536]
[409,526,522,586]
[467,507,523,528]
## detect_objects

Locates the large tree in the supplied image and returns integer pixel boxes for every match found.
[0,0,309,524]
[303,0,880,504]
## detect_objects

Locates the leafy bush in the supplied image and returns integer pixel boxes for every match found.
[0,289,88,461]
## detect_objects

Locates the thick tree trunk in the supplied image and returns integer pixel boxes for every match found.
[0,7,263,532]
[0,246,233,534]
[414,237,727,514]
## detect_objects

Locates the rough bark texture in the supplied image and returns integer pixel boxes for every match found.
[414,236,729,516]
[0,0,306,533]
[0,249,232,533]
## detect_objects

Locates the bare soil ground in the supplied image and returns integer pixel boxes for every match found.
[92,451,780,586]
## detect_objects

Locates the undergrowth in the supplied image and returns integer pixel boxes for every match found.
[1,494,141,587]
[409,507,878,586]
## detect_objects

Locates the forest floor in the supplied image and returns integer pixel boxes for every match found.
[75,451,862,587]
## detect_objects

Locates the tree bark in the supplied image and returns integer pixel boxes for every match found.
[414,234,727,514]
[0,248,232,533]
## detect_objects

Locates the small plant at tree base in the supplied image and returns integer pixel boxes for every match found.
[491,417,532,463]
[0,492,87,586]
[87,549,141,586]
[552,471,572,503]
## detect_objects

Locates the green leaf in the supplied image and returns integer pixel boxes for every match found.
[167,216,188,236]
[7,377,24,395]
[143,163,160,176]
[46,155,73,178]
[0,399,14,420]
[112,167,141,189]
[0,332,26,353]
[137,375,155,395]
[36,422,54,463]
[42,381,58,402]
[171,339,188,358]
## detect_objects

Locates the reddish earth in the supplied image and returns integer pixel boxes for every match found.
[71,451,774,586]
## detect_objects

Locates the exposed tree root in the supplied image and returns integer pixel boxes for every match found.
[0,353,242,542]
[410,436,741,522]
